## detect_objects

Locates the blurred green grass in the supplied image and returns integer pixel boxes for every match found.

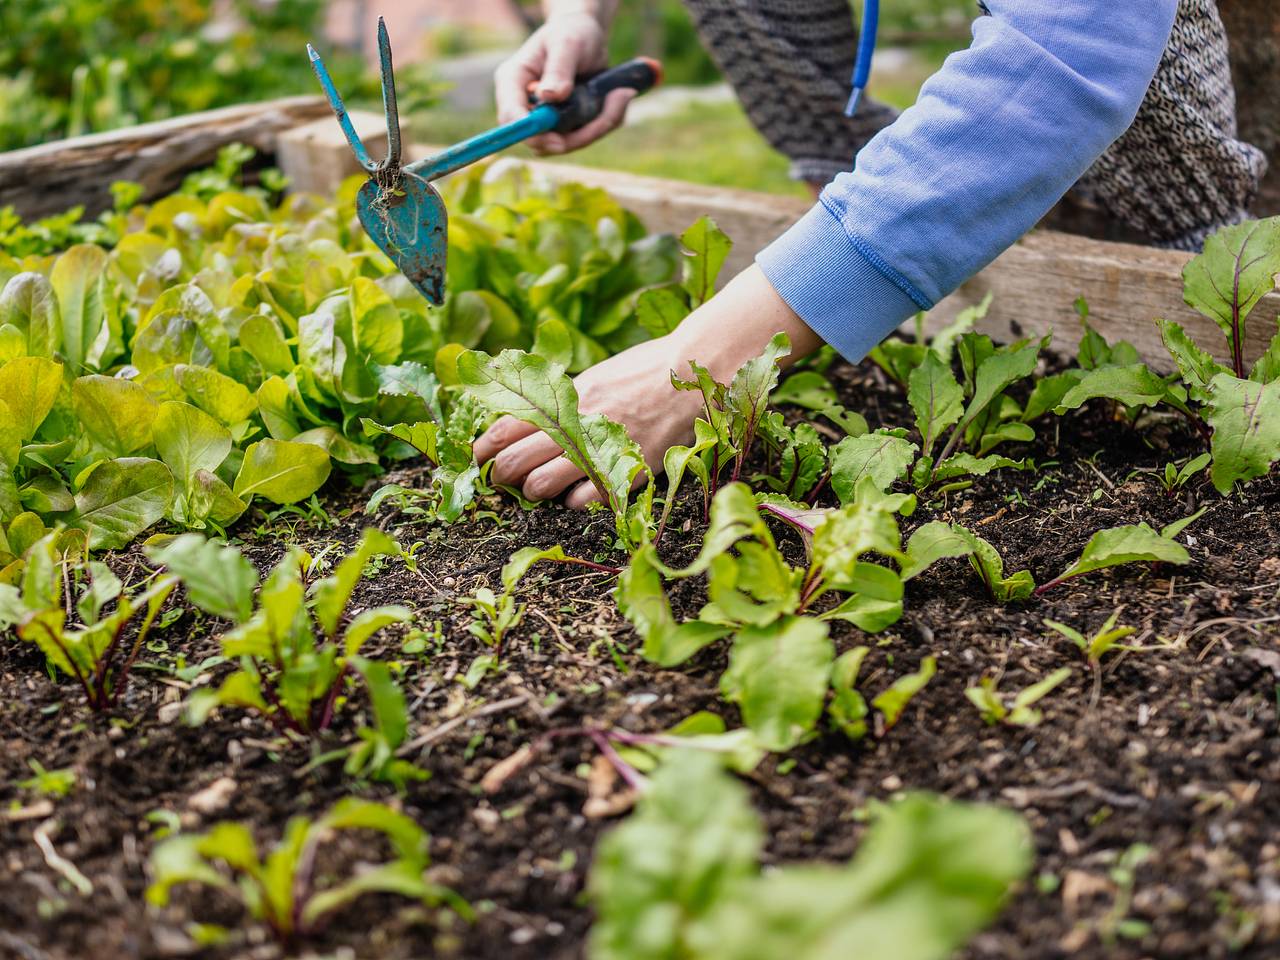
[412,45,952,196]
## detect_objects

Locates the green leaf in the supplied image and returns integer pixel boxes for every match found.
[312,528,400,638]
[0,356,62,441]
[830,432,918,500]
[1204,372,1280,493]
[1052,522,1190,588]
[233,438,331,504]
[531,315,574,367]
[1182,217,1280,365]
[901,521,974,580]
[1157,318,1228,402]
[50,244,108,373]
[72,374,160,456]
[635,286,689,338]
[350,276,404,365]
[689,793,1030,960]
[147,534,257,622]
[457,349,645,533]
[1022,371,1084,422]
[0,273,60,358]
[343,605,412,657]
[871,655,936,730]
[908,353,963,456]
[680,217,732,307]
[74,458,173,549]
[175,364,257,425]
[963,338,1042,424]
[588,750,761,960]
[725,332,790,449]
[618,544,731,666]
[1055,364,1169,411]
[238,313,295,376]
[154,401,233,481]
[721,616,833,751]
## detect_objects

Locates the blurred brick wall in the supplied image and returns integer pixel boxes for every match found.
[326,0,526,61]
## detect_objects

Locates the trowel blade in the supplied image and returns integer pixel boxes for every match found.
[355,172,448,305]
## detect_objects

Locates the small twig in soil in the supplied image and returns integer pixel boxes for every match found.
[395,694,531,757]
[33,821,93,896]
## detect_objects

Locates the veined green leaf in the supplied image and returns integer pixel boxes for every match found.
[175,364,257,425]
[72,374,160,456]
[1049,522,1190,590]
[50,244,108,373]
[232,438,331,504]
[830,431,918,500]
[1204,372,1280,493]
[908,352,963,456]
[1157,318,1226,402]
[1055,363,1169,412]
[1182,217,1280,368]
[0,273,60,358]
[721,616,833,751]
[74,457,173,549]
[0,356,62,441]
[154,401,233,481]
[680,217,732,307]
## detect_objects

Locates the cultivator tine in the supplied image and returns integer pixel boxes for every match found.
[376,17,402,170]
[307,41,379,174]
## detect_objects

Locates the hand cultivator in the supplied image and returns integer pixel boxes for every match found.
[307,18,661,305]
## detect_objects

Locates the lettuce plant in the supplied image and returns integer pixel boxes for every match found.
[1,529,175,711]
[588,750,1031,960]
[147,798,464,945]
[0,157,679,549]
[148,530,410,739]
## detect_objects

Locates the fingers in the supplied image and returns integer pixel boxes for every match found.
[558,88,636,153]
[565,462,651,511]
[489,429,563,488]
[537,39,580,103]
[523,455,587,502]
[494,53,539,126]
[473,415,538,465]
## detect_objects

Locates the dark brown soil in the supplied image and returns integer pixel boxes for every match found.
[4,357,1280,960]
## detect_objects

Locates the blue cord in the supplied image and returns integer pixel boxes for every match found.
[844,0,879,117]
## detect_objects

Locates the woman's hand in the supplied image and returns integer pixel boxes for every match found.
[472,264,825,508]
[493,5,633,156]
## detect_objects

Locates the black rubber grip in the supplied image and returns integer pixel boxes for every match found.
[546,58,662,134]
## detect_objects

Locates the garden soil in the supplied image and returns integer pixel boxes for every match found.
[3,357,1279,960]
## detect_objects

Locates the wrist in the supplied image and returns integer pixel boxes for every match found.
[543,0,617,27]
[664,264,824,382]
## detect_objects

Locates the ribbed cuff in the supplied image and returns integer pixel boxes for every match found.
[756,202,929,364]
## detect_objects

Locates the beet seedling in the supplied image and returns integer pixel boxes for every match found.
[148,530,410,739]
[3,530,177,712]
[1153,217,1280,493]
[1045,610,1136,666]
[588,750,1032,960]
[147,798,464,945]
[965,667,1072,727]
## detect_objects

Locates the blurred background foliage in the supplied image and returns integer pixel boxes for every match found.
[0,0,369,151]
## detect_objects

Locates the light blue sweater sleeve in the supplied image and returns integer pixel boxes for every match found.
[756,0,1179,363]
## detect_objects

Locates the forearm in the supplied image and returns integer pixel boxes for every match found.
[758,0,1179,363]
[542,0,618,28]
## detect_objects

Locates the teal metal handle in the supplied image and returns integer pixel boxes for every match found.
[406,106,560,182]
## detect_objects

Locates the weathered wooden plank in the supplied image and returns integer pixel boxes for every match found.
[0,97,331,220]
[283,111,1280,371]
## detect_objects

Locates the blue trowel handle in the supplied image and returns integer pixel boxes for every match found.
[408,58,662,182]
